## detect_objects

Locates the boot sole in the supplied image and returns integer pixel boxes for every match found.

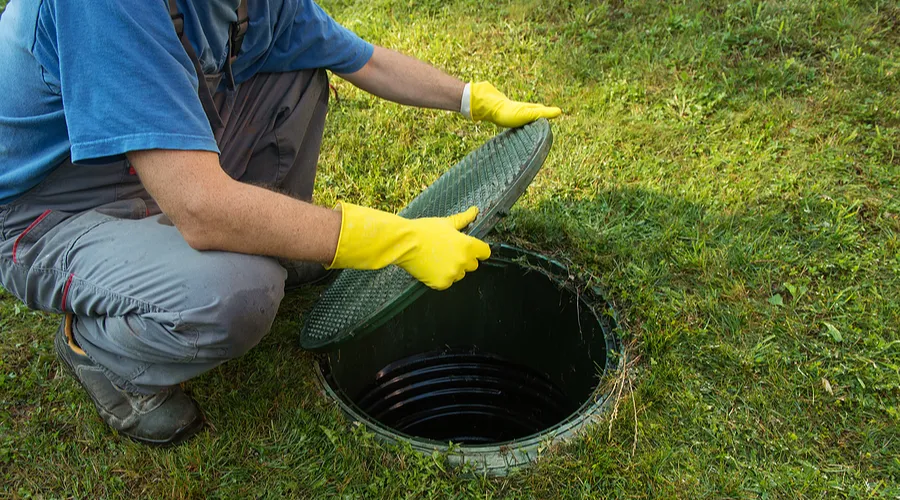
[55,330,205,447]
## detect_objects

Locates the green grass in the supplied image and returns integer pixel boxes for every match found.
[2,0,900,497]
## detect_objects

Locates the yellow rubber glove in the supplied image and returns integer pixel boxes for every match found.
[469,82,562,128]
[327,203,491,290]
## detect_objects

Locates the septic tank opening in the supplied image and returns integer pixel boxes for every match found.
[316,245,619,474]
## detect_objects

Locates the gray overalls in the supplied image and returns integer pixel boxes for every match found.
[0,0,329,394]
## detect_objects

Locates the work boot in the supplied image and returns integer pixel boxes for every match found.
[283,261,336,290]
[54,314,204,446]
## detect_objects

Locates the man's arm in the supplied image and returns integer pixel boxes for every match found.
[129,149,342,263]
[128,149,490,290]
[336,46,465,111]
[336,45,561,127]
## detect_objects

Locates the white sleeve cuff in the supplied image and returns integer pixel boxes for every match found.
[460,82,471,119]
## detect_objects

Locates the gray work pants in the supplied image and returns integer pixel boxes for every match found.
[0,69,328,394]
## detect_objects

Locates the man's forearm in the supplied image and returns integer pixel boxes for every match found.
[337,46,465,112]
[127,149,489,290]
[129,149,341,263]
[190,181,342,263]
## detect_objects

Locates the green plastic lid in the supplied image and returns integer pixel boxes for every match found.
[300,119,553,351]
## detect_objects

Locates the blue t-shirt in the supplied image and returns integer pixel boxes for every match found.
[0,0,373,204]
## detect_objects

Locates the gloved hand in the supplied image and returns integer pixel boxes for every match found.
[466,82,562,128]
[327,203,491,290]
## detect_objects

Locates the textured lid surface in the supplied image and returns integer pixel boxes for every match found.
[301,119,553,351]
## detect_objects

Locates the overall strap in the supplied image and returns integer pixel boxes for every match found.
[231,0,249,60]
[168,0,225,133]
[223,0,249,89]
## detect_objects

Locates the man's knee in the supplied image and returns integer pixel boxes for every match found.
[217,282,283,358]
[186,254,286,361]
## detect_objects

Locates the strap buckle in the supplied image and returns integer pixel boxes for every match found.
[168,0,184,37]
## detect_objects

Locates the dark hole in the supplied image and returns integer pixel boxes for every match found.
[322,246,616,446]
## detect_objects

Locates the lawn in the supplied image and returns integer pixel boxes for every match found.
[2,0,899,497]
